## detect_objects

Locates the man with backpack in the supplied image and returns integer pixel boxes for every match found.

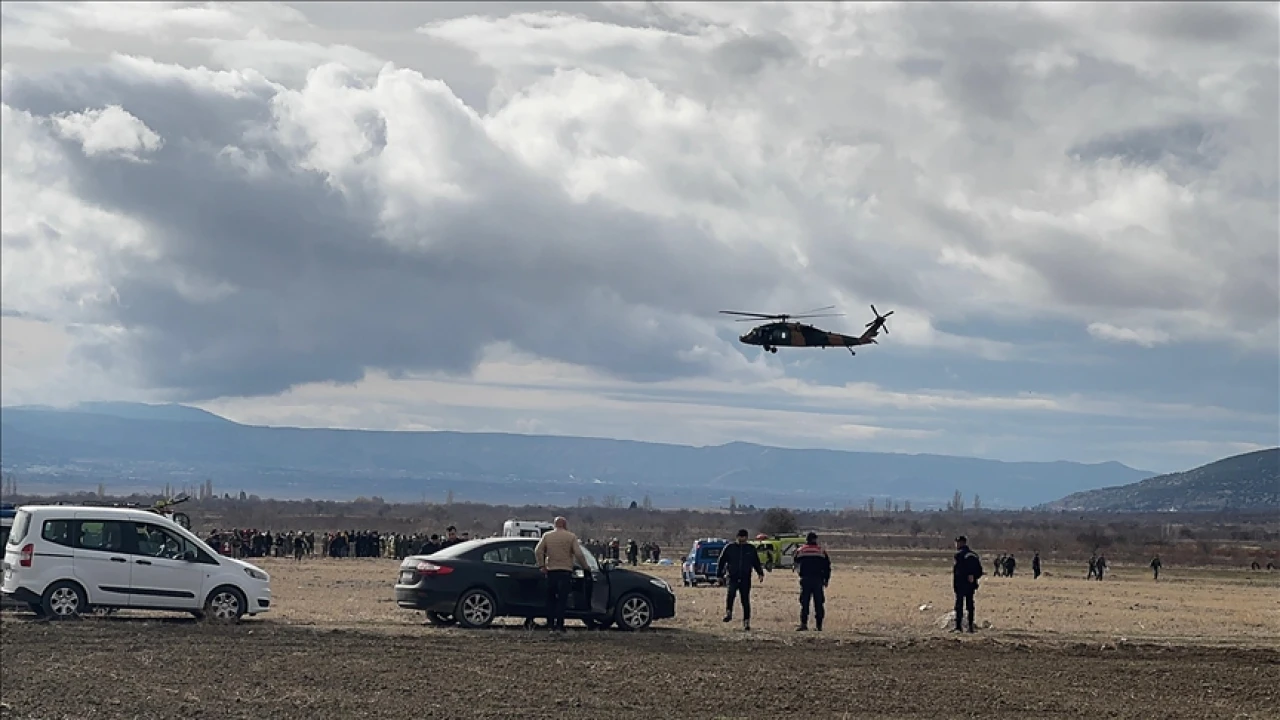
[952,535,984,634]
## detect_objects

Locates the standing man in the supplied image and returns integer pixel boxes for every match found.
[1032,551,1041,579]
[952,535,984,634]
[534,516,590,634]
[793,532,831,631]
[440,526,462,549]
[1150,555,1161,580]
[718,529,765,631]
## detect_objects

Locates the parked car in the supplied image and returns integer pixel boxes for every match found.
[0,505,15,611]
[754,535,806,570]
[681,537,728,586]
[394,537,676,630]
[1,504,271,622]
[501,520,553,538]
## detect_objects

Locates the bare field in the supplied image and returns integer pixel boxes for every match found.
[2,554,1278,719]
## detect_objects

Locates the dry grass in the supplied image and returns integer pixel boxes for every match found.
[251,553,1280,645]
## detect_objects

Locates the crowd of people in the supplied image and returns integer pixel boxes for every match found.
[200,526,667,566]
[202,526,483,561]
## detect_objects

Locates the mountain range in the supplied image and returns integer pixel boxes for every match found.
[1039,447,1279,512]
[0,401,1160,509]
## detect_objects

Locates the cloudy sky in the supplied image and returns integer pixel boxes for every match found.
[2,1,1276,473]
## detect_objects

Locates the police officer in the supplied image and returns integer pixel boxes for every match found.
[793,532,831,631]
[952,535,984,634]
[717,529,764,631]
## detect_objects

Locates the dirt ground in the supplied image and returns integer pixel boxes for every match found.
[3,555,1278,719]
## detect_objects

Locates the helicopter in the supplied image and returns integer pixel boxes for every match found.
[720,304,894,355]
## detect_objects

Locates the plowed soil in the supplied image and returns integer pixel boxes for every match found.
[2,618,1277,719]
[2,556,1278,719]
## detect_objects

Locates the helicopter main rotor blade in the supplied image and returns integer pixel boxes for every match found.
[719,310,784,319]
[791,313,844,320]
[797,305,837,315]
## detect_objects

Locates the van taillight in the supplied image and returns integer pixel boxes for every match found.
[18,544,34,567]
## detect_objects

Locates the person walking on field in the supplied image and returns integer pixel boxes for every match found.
[1150,555,1162,580]
[534,516,590,634]
[793,532,831,631]
[952,535,984,634]
[718,529,765,631]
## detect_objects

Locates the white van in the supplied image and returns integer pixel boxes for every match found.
[1,505,271,622]
[502,520,554,538]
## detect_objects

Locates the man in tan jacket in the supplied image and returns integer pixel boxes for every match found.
[534,516,590,632]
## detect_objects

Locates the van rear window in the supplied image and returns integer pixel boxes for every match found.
[697,547,722,560]
[7,511,30,546]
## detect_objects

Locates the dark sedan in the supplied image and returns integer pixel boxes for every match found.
[394,537,676,630]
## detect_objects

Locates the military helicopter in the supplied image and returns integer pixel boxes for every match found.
[720,304,893,355]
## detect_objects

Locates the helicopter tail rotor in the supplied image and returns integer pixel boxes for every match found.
[866,304,894,334]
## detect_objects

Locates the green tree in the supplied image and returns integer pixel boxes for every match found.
[760,507,799,535]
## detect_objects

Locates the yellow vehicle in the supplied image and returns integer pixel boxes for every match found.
[753,535,806,571]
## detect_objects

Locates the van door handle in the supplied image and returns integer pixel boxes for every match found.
[494,573,510,578]
[110,557,127,563]
[135,559,152,565]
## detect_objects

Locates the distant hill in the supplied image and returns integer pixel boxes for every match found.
[8,402,231,425]
[0,402,1156,508]
[1040,448,1280,512]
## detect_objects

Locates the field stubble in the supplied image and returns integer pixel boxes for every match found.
[1,554,1277,719]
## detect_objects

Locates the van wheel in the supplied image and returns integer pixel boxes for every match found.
[425,611,456,626]
[455,588,496,628]
[614,592,653,631]
[42,581,87,620]
[203,586,247,623]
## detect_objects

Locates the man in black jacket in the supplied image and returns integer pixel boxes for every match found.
[792,532,831,631]
[718,529,765,630]
[952,535,984,633]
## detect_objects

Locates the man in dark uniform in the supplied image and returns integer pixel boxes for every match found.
[1032,551,1041,579]
[717,529,765,631]
[440,526,462,549]
[1150,555,1162,580]
[952,535,984,634]
[792,532,831,631]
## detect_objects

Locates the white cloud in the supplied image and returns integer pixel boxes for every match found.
[51,105,164,160]
[1087,322,1172,348]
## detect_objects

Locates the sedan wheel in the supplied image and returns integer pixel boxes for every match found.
[614,593,653,631]
[455,589,496,628]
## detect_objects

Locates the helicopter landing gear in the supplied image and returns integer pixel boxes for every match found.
[764,346,777,354]
[847,347,856,356]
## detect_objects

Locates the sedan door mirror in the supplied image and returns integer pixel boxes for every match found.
[181,550,197,562]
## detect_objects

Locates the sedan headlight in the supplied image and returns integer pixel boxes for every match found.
[650,578,673,594]
[244,566,269,581]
